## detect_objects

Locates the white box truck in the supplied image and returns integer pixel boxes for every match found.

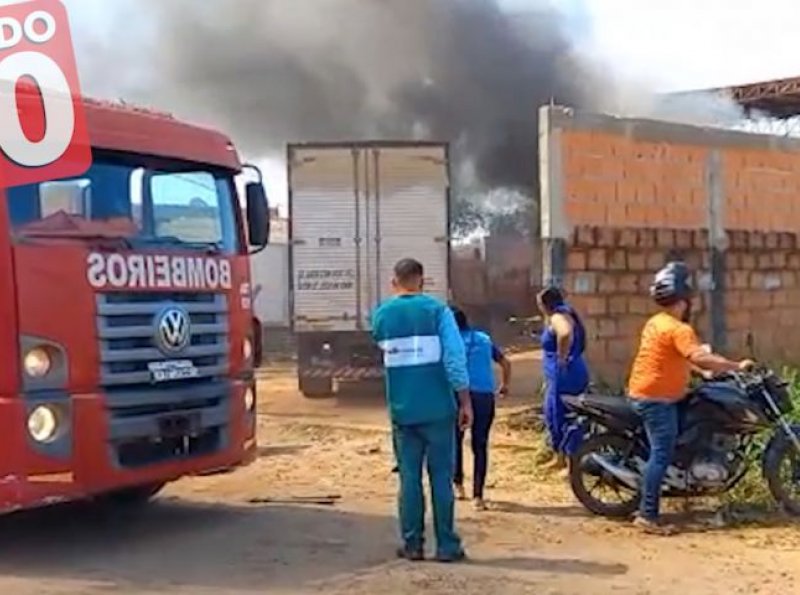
[287,141,451,397]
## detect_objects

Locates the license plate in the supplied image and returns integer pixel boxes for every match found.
[148,359,199,383]
[158,413,201,438]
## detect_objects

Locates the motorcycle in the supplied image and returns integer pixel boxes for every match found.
[563,366,800,517]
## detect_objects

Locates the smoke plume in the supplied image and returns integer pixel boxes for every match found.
[80,0,770,218]
[80,0,599,196]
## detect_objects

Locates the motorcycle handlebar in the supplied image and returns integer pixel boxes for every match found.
[714,364,775,387]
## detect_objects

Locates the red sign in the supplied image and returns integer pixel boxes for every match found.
[0,0,90,189]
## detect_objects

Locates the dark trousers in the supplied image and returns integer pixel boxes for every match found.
[454,392,496,499]
[630,399,679,520]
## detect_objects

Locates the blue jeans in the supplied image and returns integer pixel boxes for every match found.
[392,420,463,557]
[630,399,679,521]
[454,392,495,498]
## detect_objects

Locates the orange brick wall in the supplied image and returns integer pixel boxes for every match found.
[562,131,708,229]
[541,106,800,386]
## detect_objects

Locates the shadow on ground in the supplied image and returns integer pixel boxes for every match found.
[0,498,394,592]
[489,500,588,518]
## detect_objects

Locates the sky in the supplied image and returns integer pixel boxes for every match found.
[54,0,800,212]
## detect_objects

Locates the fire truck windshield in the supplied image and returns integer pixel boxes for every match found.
[5,152,240,255]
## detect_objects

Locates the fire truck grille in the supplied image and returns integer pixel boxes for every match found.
[95,292,231,468]
[96,292,229,387]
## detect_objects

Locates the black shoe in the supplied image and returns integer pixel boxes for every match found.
[435,549,467,563]
[391,465,399,474]
[396,546,424,561]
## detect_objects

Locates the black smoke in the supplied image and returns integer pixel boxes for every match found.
[80,0,594,198]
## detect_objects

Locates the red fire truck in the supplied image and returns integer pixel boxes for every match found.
[0,96,269,513]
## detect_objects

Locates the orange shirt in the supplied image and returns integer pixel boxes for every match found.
[627,312,703,401]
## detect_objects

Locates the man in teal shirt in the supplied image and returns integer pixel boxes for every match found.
[372,258,472,562]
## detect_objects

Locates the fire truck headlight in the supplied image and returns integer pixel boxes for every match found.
[243,338,253,362]
[27,405,60,443]
[244,387,256,411]
[24,347,52,378]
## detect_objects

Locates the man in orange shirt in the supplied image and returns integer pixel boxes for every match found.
[628,262,753,534]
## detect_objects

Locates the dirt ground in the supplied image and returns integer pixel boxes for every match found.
[0,355,798,594]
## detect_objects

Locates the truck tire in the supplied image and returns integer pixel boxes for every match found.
[299,375,333,398]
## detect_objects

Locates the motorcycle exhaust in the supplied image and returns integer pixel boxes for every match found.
[587,453,640,490]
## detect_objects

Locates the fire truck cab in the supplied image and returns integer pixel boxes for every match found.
[0,96,269,512]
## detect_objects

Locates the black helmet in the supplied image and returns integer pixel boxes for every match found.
[650,261,694,306]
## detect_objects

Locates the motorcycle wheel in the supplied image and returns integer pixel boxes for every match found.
[764,432,800,516]
[569,434,640,518]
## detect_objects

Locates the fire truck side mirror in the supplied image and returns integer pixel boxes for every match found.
[245,181,270,251]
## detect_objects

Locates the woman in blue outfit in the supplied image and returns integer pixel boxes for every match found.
[537,286,589,471]
[450,306,512,511]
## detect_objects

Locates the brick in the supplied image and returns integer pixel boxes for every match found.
[646,251,666,270]
[727,309,751,331]
[743,290,771,309]
[597,318,618,339]
[597,227,618,247]
[639,230,656,249]
[782,271,797,288]
[740,253,756,270]
[608,250,627,271]
[757,254,771,269]
[771,252,787,269]
[765,233,779,249]
[628,296,652,315]
[788,253,800,268]
[749,272,765,290]
[584,296,608,316]
[575,226,595,247]
[748,232,765,250]
[617,274,639,293]
[608,340,634,365]
[682,252,701,270]
[692,229,709,249]
[619,315,647,337]
[772,291,789,307]
[779,308,800,327]
[598,276,616,293]
[607,204,628,226]
[618,229,639,248]
[725,252,740,269]
[779,233,796,250]
[588,249,607,270]
[656,229,675,248]
[627,252,647,271]
[585,338,609,362]
[730,270,749,289]
[608,296,628,315]
[675,230,692,249]
[567,250,588,271]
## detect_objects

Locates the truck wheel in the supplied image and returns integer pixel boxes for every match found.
[101,482,166,507]
[299,376,334,398]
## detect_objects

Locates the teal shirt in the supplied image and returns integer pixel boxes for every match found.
[371,294,469,425]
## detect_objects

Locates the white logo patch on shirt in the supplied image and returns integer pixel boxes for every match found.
[379,335,442,368]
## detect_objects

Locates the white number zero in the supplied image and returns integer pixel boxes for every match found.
[0,50,75,167]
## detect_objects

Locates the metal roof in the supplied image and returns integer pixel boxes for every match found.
[675,76,800,118]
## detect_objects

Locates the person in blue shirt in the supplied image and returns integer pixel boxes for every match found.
[450,306,511,511]
[537,285,590,472]
[372,258,472,563]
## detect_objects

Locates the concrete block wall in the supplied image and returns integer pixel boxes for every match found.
[540,105,800,385]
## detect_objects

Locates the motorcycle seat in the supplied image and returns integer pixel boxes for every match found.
[564,393,639,423]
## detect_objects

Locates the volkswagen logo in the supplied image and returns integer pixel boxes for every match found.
[154,305,191,354]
